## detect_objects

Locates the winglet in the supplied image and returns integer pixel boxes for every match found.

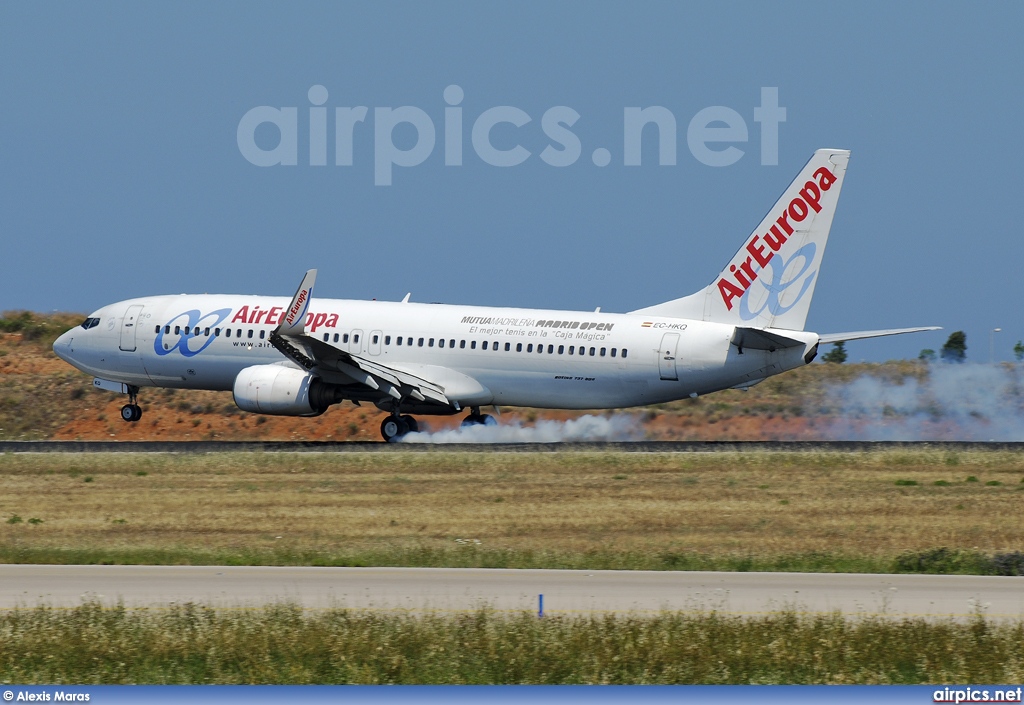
[276,269,317,336]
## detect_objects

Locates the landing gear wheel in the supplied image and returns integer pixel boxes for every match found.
[461,413,496,427]
[399,415,419,433]
[380,416,410,442]
[121,404,142,423]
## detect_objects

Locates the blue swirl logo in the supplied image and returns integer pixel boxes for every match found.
[154,308,232,357]
[738,243,817,321]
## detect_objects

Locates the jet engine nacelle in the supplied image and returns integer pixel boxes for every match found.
[232,364,339,416]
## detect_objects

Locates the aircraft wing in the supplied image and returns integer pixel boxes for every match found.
[269,270,450,407]
[303,337,450,406]
[817,327,941,345]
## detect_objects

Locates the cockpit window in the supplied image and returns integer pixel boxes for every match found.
[80,317,100,330]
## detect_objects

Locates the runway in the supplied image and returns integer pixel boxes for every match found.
[0,440,1022,453]
[2,565,1022,619]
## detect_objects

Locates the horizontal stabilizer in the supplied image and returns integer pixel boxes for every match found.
[732,327,807,352]
[817,327,941,344]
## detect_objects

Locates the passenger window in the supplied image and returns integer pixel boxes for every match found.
[164,326,170,334]
[323,333,329,341]
[622,349,628,359]
[225,329,231,338]
[482,341,489,350]
[259,330,265,339]
[438,339,444,348]
[548,345,554,354]
[237,329,242,337]
[215,328,221,337]
[373,334,379,344]
[600,348,606,357]
[471,341,477,349]
[558,345,564,354]
[248,330,254,339]
[184,326,191,335]
[611,348,617,357]
[429,338,435,347]
[504,342,510,351]
[569,346,574,354]
[460,340,466,349]
[354,334,360,344]
[407,337,412,346]
[450,339,455,348]
[333,334,339,343]
[589,347,595,356]
[154,325,160,334]
[418,338,424,347]
[385,336,391,345]
[205,328,211,336]
[174,326,180,335]
[343,334,349,343]
[516,343,523,352]
[397,337,402,346]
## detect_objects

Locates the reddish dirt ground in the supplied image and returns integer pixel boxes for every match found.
[47,390,824,442]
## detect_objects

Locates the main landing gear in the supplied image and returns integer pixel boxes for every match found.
[380,414,419,442]
[120,386,143,423]
[460,407,497,428]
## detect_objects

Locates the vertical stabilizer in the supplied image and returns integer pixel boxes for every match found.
[631,149,850,330]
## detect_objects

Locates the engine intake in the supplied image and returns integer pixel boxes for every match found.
[232,365,341,416]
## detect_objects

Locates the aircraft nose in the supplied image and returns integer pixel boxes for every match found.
[52,329,75,364]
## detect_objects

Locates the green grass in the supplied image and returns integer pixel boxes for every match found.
[1,602,1021,684]
[2,545,1022,576]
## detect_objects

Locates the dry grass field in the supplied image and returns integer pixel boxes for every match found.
[2,451,1022,572]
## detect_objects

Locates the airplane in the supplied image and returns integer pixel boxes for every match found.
[53,149,938,441]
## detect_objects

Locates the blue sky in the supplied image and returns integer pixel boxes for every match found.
[2,2,1022,361]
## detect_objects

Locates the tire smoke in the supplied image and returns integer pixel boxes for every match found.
[399,413,642,443]
[823,363,1024,441]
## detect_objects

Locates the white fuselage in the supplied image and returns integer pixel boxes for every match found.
[53,294,818,411]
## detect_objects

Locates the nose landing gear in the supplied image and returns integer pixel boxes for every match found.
[120,386,143,423]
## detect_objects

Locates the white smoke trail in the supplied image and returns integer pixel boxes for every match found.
[399,413,642,443]
[823,362,1024,440]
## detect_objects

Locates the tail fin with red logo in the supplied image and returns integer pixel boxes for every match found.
[631,149,851,331]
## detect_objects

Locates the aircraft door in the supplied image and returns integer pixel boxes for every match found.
[658,332,680,381]
[350,329,364,354]
[369,330,382,356]
[119,305,144,352]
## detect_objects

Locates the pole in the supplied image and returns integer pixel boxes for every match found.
[991,328,1002,364]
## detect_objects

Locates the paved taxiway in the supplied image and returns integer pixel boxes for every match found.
[2,566,1021,619]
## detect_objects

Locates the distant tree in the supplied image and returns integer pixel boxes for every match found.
[1015,340,1024,362]
[821,341,848,364]
[940,331,967,363]
[918,349,936,362]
